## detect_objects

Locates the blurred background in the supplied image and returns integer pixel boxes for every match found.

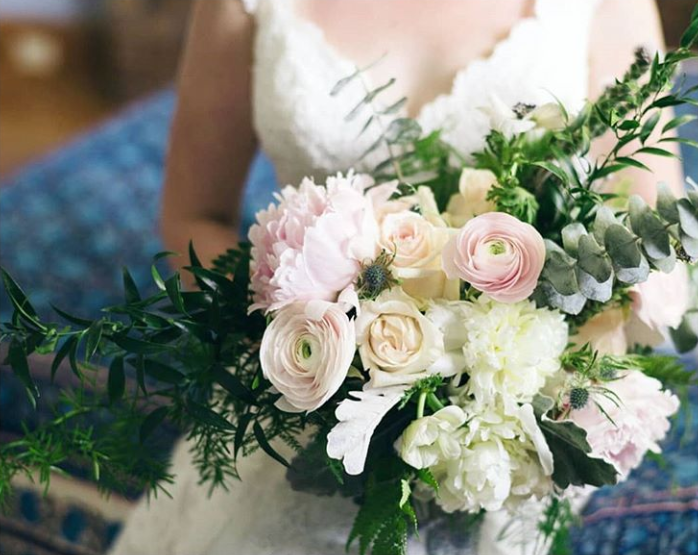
[0,1,697,555]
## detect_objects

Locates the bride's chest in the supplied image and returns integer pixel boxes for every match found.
[250,0,598,185]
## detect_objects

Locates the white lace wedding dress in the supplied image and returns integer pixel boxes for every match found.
[109,0,604,553]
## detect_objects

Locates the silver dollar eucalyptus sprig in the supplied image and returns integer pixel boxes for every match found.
[535,183,698,321]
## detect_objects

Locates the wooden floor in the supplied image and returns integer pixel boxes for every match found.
[0,23,119,179]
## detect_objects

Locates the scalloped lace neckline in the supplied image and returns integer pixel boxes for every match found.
[283,0,542,119]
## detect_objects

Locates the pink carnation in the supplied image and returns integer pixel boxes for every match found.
[441,212,545,303]
[570,371,679,478]
[249,173,379,313]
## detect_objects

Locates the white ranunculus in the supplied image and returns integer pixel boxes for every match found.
[356,288,447,388]
[435,402,554,513]
[395,405,467,469]
[260,300,355,412]
[461,296,568,407]
[445,169,498,228]
[424,301,470,376]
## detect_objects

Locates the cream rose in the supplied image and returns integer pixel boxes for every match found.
[260,300,355,412]
[446,169,498,228]
[377,188,458,301]
[442,212,546,303]
[356,288,446,388]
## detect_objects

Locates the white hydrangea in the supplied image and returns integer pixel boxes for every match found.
[434,403,554,513]
[461,296,568,406]
[395,406,467,469]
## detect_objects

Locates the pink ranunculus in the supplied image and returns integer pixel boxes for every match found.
[249,172,379,313]
[569,371,679,478]
[441,212,546,303]
[260,300,356,413]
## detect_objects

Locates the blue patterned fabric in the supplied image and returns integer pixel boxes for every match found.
[0,76,696,555]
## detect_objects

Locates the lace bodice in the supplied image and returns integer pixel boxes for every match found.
[249,0,601,186]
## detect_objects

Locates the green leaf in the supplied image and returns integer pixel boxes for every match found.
[330,68,361,96]
[50,304,93,327]
[379,97,408,116]
[346,78,396,121]
[533,161,570,186]
[670,312,698,354]
[143,359,185,385]
[8,339,38,404]
[534,397,617,488]
[662,114,697,134]
[605,224,641,268]
[680,15,698,49]
[628,196,672,260]
[253,422,290,467]
[151,264,166,291]
[108,356,126,404]
[677,198,698,238]
[187,401,235,431]
[577,234,613,283]
[561,223,587,257]
[213,365,257,405]
[635,147,678,159]
[384,118,422,145]
[614,157,652,172]
[656,183,680,224]
[164,275,187,315]
[84,321,103,360]
[112,335,170,356]
[576,268,613,303]
[122,267,141,304]
[51,336,77,381]
[234,412,253,457]
[543,242,579,296]
[1,268,41,327]
[639,112,661,143]
[140,406,169,443]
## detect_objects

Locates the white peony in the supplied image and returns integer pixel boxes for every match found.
[260,300,355,412]
[395,406,467,469]
[461,296,568,407]
[356,288,448,388]
[435,403,554,513]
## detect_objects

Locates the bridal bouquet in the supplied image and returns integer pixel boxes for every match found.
[2,9,698,555]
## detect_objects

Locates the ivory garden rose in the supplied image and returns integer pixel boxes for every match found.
[356,288,446,388]
[442,212,546,303]
[260,300,355,412]
[445,168,498,228]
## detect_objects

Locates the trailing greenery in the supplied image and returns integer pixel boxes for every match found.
[0,244,310,502]
[537,497,578,555]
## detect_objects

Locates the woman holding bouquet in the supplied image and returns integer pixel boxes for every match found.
[111,1,691,554]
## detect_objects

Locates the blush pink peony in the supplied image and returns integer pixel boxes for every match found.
[570,371,679,478]
[441,212,546,303]
[249,173,379,313]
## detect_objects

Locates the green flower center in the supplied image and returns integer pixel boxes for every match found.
[488,240,507,256]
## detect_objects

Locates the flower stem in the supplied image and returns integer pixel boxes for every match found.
[426,393,445,412]
[416,392,427,419]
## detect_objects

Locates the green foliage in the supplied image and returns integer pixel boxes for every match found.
[0,243,309,504]
[347,458,416,555]
[533,396,617,489]
[537,497,577,555]
[534,188,698,322]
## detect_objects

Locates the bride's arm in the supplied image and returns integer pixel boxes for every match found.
[161,1,256,275]
[589,0,685,203]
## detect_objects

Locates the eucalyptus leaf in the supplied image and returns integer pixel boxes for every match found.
[680,232,698,258]
[561,223,587,256]
[648,248,676,273]
[577,234,613,282]
[576,269,613,303]
[542,241,578,296]
[670,312,698,353]
[615,256,650,285]
[605,224,642,269]
[656,183,679,224]
[535,282,587,315]
[592,207,618,244]
[636,213,672,261]
[677,198,698,238]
